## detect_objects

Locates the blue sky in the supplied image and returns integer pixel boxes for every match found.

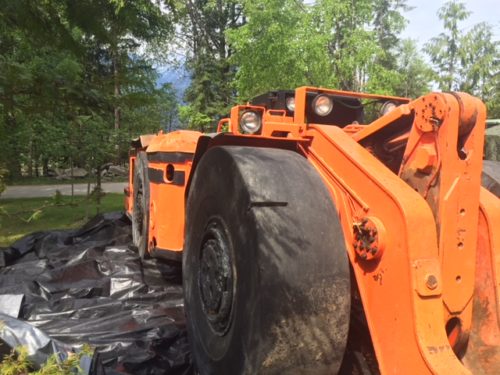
[402,0,500,46]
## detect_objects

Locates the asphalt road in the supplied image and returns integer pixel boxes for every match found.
[1,182,127,199]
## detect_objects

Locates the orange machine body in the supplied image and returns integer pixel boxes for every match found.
[127,87,500,373]
[126,130,202,260]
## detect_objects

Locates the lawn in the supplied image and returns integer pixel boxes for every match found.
[0,193,125,247]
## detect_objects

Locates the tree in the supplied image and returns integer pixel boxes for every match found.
[487,72,500,118]
[372,0,411,70]
[311,0,382,92]
[64,0,174,131]
[368,0,428,96]
[228,0,414,99]
[0,0,177,184]
[392,39,432,98]
[425,1,499,114]
[178,0,243,130]
[122,82,179,149]
[226,0,335,100]
[425,1,471,91]
[458,23,499,100]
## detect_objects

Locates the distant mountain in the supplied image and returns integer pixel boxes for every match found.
[157,65,190,102]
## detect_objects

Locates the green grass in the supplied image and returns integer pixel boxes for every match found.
[7,176,127,186]
[0,193,124,247]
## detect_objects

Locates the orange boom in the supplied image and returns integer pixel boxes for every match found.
[125,87,500,374]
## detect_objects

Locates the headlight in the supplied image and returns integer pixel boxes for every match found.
[285,96,295,112]
[240,111,262,134]
[312,94,333,116]
[380,101,397,116]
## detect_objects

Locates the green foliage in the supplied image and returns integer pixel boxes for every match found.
[392,39,433,98]
[0,0,496,183]
[372,0,411,68]
[426,2,499,90]
[226,0,425,100]
[227,0,325,99]
[458,23,499,107]
[425,1,472,91]
[0,165,7,196]
[122,83,179,136]
[425,1,499,116]
[177,1,242,130]
[0,0,177,183]
[179,105,213,132]
[0,345,92,375]
[0,347,30,375]
[316,0,381,91]
[488,74,500,118]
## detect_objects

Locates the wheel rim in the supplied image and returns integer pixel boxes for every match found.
[198,218,234,336]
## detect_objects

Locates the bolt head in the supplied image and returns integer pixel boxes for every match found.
[425,274,438,290]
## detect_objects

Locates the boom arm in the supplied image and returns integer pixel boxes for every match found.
[299,92,499,373]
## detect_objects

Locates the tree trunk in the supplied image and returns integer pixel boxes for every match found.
[4,103,22,179]
[85,167,92,219]
[34,158,39,178]
[42,158,49,177]
[113,52,121,131]
[70,157,74,204]
[28,140,33,178]
[96,165,102,214]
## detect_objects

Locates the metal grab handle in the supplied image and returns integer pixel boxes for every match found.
[267,109,287,117]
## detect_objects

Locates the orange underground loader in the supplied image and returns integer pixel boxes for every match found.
[125,87,500,374]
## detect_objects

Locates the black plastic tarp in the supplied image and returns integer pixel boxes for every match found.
[2,162,499,374]
[0,212,192,374]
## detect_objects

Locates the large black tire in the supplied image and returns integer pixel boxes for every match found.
[183,146,351,375]
[132,151,150,259]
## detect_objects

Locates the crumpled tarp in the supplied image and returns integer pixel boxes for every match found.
[0,212,191,375]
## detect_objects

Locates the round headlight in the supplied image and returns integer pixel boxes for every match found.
[380,101,397,116]
[312,95,333,116]
[240,111,262,134]
[285,96,295,112]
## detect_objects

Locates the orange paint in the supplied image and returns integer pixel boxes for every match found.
[127,87,499,373]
